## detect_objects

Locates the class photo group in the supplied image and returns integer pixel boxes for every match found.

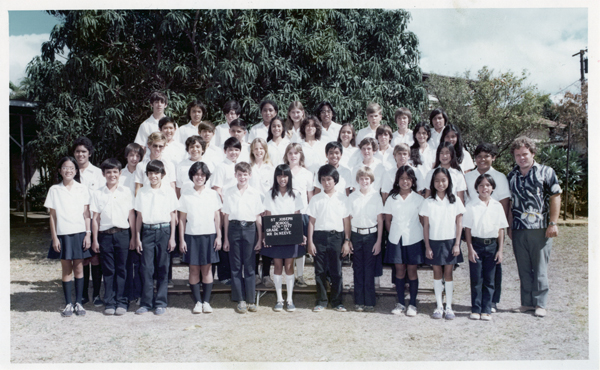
[45,91,562,321]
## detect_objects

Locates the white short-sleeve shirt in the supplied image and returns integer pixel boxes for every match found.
[383,191,424,245]
[301,140,327,170]
[202,145,225,168]
[381,165,426,194]
[211,158,237,191]
[267,138,291,167]
[214,123,232,148]
[249,162,275,200]
[178,188,222,235]
[263,190,304,215]
[248,122,269,143]
[355,125,378,146]
[416,144,436,179]
[419,195,466,241]
[288,127,302,144]
[221,185,264,222]
[463,197,509,239]
[311,163,352,194]
[460,150,475,173]
[351,158,386,192]
[134,183,179,225]
[79,164,104,191]
[134,157,176,188]
[161,140,187,170]
[175,158,215,195]
[307,191,350,232]
[391,130,414,147]
[44,181,90,235]
[347,188,383,228]
[119,167,137,195]
[134,115,159,146]
[178,122,205,145]
[291,167,315,213]
[429,128,444,150]
[339,146,358,168]
[90,185,134,231]
[424,167,467,195]
[320,122,342,144]
[465,167,511,204]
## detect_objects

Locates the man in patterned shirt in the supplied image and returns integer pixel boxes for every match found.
[507,136,562,318]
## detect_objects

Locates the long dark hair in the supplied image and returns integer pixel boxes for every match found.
[389,165,418,200]
[429,167,456,204]
[270,164,296,200]
[57,156,81,184]
[440,124,465,164]
[337,122,356,147]
[433,141,461,171]
[410,122,431,166]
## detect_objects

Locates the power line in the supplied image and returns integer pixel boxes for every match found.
[551,79,582,96]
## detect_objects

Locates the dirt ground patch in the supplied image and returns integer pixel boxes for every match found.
[10,219,589,363]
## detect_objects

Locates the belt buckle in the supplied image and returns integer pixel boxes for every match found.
[329,230,337,234]
[240,221,248,227]
[484,238,492,245]
[360,229,368,235]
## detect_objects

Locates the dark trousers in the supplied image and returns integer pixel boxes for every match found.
[469,239,497,314]
[125,250,142,301]
[313,230,343,308]
[255,254,272,278]
[216,223,232,281]
[98,229,130,309]
[351,232,377,306]
[140,226,171,309]
[493,263,502,304]
[228,222,256,303]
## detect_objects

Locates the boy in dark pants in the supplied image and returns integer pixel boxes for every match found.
[222,162,264,313]
[307,164,351,312]
[134,160,179,315]
[90,159,136,316]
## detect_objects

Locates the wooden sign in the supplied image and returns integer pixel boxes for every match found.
[262,214,303,246]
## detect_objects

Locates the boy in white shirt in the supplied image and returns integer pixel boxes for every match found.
[134,160,179,315]
[175,136,212,197]
[355,103,383,145]
[248,100,278,143]
[211,137,243,199]
[311,141,352,196]
[214,100,241,148]
[134,132,176,195]
[222,162,264,313]
[229,119,251,163]
[382,144,426,203]
[391,107,414,147]
[120,143,144,195]
[179,100,207,145]
[90,159,136,316]
[428,108,448,150]
[157,117,186,170]
[134,91,177,147]
[199,122,225,167]
[307,164,352,312]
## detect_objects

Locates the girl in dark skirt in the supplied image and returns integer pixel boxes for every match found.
[419,167,465,320]
[178,162,222,314]
[383,166,425,317]
[261,164,306,312]
[45,156,92,317]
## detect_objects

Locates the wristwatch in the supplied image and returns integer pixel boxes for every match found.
[548,222,557,226]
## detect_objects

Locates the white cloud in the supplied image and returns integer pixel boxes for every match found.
[408,8,588,96]
[9,33,50,85]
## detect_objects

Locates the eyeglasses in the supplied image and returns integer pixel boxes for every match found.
[152,144,165,149]
[320,110,332,115]
[61,167,76,172]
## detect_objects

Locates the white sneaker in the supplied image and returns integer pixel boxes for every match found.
[391,303,406,315]
[406,305,417,317]
[202,302,213,313]
[193,301,203,314]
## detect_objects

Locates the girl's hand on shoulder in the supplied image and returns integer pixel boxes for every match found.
[372,241,381,256]
[214,237,222,251]
[495,250,503,264]
[179,240,187,255]
[83,234,91,250]
[91,240,100,254]
[52,238,61,253]
[425,247,433,260]
[468,249,478,263]
[452,244,460,257]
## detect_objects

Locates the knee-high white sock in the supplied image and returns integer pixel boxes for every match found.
[445,281,454,310]
[273,274,283,303]
[295,256,305,278]
[433,279,444,310]
[285,274,295,303]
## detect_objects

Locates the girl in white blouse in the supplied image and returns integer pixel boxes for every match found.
[409,122,436,180]
[285,101,305,143]
[440,124,475,173]
[249,138,275,200]
[266,117,290,166]
[337,123,358,168]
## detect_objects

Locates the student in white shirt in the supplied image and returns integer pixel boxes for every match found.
[375,124,395,167]
[266,116,290,166]
[441,124,475,173]
[409,122,436,180]
[285,101,305,143]
[391,107,414,147]
[312,141,352,196]
[211,137,242,199]
[134,132,176,195]
[156,116,186,170]
[175,136,212,198]
[424,141,467,205]
[134,91,170,147]
[199,121,225,166]
[464,174,508,321]
[72,137,103,306]
[248,100,278,143]
[261,164,306,312]
[178,162,222,314]
[178,100,208,145]
[382,144,426,203]
[420,167,466,321]
[355,102,383,145]
[134,160,179,316]
[90,159,135,316]
[283,143,315,288]
[347,167,383,312]
[383,166,425,317]
[351,138,386,193]
[228,119,251,163]
[465,143,510,313]
[45,156,92,317]
[307,164,351,313]
[315,101,342,143]
[249,138,275,200]
[120,143,145,195]
[214,100,241,148]
[300,115,327,170]
[222,162,264,314]
[336,123,358,168]
[428,108,448,150]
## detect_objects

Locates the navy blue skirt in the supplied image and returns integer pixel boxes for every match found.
[47,232,92,260]
[384,238,425,265]
[424,239,464,266]
[182,234,220,266]
[261,244,306,259]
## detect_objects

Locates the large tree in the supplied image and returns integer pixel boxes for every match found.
[26,9,427,186]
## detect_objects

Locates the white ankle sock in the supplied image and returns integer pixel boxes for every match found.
[273,274,283,302]
[445,281,454,310]
[295,256,305,278]
[285,274,295,303]
[433,279,444,310]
